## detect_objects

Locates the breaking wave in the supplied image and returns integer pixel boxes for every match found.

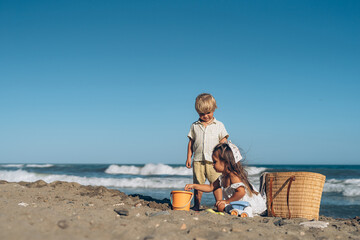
[0,169,191,189]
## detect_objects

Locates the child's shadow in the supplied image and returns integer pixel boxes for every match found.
[129,193,171,205]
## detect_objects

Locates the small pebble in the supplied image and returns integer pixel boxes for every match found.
[274,219,286,226]
[113,203,125,206]
[180,223,187,230]
[18,202,29,207]
[57,220,69,229]
[193,217,199,221]
[300,231,305,236]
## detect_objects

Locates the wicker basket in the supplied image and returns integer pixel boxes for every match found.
[265,172,326,220]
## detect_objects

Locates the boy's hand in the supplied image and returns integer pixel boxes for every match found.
[184,184,194,191]
[185,159,192,169]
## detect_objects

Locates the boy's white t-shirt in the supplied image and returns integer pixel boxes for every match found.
[188,118,229,162]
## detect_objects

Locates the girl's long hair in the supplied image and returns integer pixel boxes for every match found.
[213,142,258,196]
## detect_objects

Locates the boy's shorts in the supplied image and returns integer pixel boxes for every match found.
[193,161,221,184]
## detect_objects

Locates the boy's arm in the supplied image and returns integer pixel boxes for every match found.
[220,137,228,143]
[219,122,229,143]
[185,138,194,169]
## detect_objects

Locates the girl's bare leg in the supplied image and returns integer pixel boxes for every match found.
[213,188,225,211]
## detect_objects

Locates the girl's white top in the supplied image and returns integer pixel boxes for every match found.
[219,175,267,215]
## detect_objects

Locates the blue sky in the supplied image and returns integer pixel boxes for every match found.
[0,0,359,164]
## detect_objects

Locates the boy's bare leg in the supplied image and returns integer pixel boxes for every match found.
[193,189,203,211]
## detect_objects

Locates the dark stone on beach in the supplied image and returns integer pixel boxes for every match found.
[114,208,129,216]
[147,211,170,217]
[57,220,69,229]
[274,219,287,226]
[143,236,154,240]
[262,218,270,223]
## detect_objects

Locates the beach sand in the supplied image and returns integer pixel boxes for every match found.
[0,180,359,240]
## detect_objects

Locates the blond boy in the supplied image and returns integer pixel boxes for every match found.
[186,93,229,210]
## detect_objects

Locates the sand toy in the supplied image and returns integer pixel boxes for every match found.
[170,190,193,211]
[225,201,253,217]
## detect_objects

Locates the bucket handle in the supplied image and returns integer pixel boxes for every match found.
[170,192,194,209]
[268,176,295,218]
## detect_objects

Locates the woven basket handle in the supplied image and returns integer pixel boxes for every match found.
[269,176,296,218]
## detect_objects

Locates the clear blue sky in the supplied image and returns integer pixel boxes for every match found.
[1,0,359,164]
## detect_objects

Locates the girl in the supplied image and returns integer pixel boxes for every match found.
[184,142,266,215]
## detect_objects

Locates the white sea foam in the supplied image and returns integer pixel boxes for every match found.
[0,170,191,189]
[246,166,267,176]
[105,164,193,176]
[105,164,267,177]
[323,178,360,197]
[26,164,54,168]
[0,164,24,168]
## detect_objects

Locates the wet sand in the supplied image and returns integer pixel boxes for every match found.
[0,180,359,240]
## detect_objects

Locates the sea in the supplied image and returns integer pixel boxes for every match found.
[0,164,359,219]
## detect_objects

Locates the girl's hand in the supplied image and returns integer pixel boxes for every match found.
[215,200,227,208]
[184,184,194,191]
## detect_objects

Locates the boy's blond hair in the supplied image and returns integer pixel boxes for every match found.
[195,93,217,113]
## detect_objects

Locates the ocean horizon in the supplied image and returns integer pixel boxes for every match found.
[1,163,359,219]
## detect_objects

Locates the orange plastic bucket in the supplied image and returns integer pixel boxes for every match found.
[170,190,193,211]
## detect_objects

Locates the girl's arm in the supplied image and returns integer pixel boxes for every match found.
[224,186,245,203]
[215,175,245,208]
[185,182,214,192]
[185,178,220,193]
[215,186,245,209]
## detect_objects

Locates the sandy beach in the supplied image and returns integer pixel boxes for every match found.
[0,180,359,240]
